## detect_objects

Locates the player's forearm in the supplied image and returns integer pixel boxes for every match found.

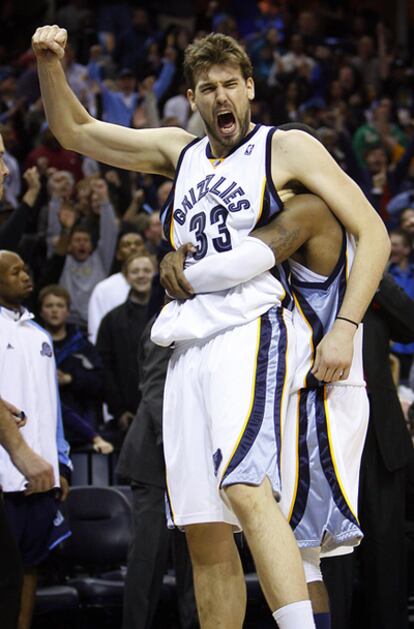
[0,400,23,455]
[37,57,91,149]
[336,220,390,325]
[184,237,275,293]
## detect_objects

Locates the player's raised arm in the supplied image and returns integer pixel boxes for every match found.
[271,129,391,326]
[32,25,193,177]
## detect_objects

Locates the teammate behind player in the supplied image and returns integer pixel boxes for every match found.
[32,26,388,629]
[161,187,370,629]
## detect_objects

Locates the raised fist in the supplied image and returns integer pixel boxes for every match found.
[90,178,109,209]
[32,25,68,61]
[23,167,41,192]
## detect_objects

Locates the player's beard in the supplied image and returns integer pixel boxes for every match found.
[203,109,251,156]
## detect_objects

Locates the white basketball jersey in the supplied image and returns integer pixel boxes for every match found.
[153,125,293,345]
[290,229,365,390]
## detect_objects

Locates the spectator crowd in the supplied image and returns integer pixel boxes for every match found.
[1,0,414,627]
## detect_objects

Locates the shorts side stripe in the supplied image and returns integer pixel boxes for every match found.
[165,474,176,526]
[289,389,311,529]
[273,307,288,470]
[220,314,272,485]
[316,386,359,526]
[49,530,72,551]
[287,390,301,522]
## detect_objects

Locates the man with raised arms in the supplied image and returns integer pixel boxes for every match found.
[32,25,389,629]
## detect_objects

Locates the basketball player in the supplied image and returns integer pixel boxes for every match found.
[32,26,389,629]
[161,187,369,628]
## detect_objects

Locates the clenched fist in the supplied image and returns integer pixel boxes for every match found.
[32,25,67,61]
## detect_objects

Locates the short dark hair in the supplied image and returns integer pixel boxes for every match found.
[69,225,93,241]
[38,284,71,308]
[400,207,414,221]
[122,252,153,275]
[183,33,253,90]
[390,228,412,249]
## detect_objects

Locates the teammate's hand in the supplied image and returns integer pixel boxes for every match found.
[32,25,68,61]
[118,411,134,432]
[58,475,70,502]
[311,321,355,383]
[160,244,195,299]
[10,443,55,495]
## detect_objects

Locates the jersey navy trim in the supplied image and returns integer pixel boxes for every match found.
[160,137,200,247]
[272,264,294,311]
[205,124,262,160]
[290,226,347,291]
[264,127,284,214]
[292,290,323,388]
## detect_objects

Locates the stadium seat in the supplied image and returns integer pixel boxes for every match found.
[59,486,132,614]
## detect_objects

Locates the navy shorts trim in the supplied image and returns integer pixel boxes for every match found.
[3,491,71,567]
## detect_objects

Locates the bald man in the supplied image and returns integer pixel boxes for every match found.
[0,250,73,629]
[0,137,56,629]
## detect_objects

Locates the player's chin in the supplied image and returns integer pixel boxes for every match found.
[219,127,242,148]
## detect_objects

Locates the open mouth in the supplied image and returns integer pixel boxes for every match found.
[217,111,236,135]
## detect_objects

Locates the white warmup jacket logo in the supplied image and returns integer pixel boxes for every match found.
[0,307,61,492]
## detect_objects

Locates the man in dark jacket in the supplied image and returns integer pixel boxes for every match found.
[116,317,198,629]
[96,253,154,437]
[322,273,414,629]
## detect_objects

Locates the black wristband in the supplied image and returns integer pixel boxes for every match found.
[336,316,359,329]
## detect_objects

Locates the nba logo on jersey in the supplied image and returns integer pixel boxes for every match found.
[244,144,254,155]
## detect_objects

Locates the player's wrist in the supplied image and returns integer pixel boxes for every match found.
[333,317,358,336]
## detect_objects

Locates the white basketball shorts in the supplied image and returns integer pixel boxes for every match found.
[280,383,369,553]
[163,305,294,529]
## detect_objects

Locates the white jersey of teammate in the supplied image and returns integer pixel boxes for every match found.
[290,229,365,391]
[280,229,369,553]
[152,124,293,346]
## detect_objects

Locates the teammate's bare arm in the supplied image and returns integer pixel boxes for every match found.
[160,195,333,298]
[32,26,193,177]
[271,129,390,326]
[255,195,344,276]
[159,194,354,382]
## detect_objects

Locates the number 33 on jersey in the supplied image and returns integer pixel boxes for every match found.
[160,125,284,265]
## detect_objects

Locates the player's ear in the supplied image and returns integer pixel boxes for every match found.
[187,89,197,112]
[246,77,255,101]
